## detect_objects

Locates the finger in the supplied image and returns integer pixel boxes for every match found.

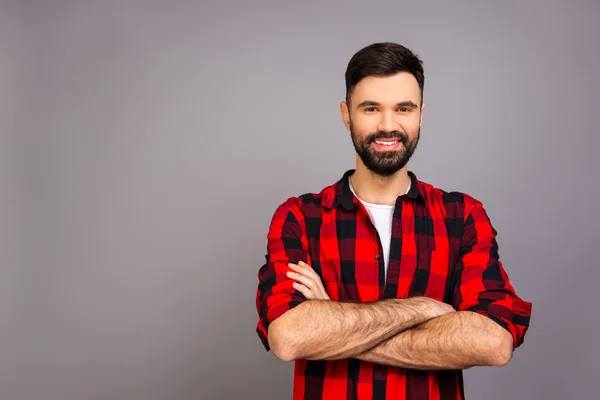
[295,262,330,299]
[286,271,318,292]
[318,283,330,300]
[287,271,330,300]
[287,262,300,271]
[292,282,314,299]
[294,281,328,301]
[295,261,321,281]
[290,262,330,299]
[289,262,330,300]
[288,263,307,273]
[289,262,317,281]
[297,261,314,271]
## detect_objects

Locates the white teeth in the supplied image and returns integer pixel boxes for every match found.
[375,140,398,146]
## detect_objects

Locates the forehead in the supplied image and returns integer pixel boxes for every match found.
[351,72,421,105]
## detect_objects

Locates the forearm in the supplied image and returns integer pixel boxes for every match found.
[268,297,437,361]
[355,311,513,370]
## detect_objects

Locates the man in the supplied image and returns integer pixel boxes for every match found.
[255,42,532,400]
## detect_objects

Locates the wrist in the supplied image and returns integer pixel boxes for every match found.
[386,297,437,326]
[407,296,444,321]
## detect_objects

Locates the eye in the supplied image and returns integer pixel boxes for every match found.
[397,107,411,113]
[365,107,377,112]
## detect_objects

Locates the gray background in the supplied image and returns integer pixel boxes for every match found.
[2,1,599,399]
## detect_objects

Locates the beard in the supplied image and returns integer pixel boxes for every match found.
[350,120,421,176]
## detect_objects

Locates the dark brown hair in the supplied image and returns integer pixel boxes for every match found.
[345,42,425,106]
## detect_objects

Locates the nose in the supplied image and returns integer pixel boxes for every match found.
[377,110,398,133]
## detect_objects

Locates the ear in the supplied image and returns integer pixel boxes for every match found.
[419,102,425,128]
[340,101,351,130]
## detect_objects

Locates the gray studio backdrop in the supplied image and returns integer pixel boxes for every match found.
[3,1,599,399]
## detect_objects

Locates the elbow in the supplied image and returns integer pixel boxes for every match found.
[270,340,297,362]
[488,330,514,367]
[489,347,512,367]
[267,320,298,362]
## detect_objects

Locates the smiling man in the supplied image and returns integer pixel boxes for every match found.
[255,42,532,400]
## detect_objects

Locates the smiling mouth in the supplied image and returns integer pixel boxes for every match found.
[374,139,400,146]
[370,139,403,151]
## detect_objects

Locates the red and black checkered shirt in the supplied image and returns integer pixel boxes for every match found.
[256,169,532,400]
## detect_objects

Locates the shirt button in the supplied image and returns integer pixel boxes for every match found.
[375,254,382,261]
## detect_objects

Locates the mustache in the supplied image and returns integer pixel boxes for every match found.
[366,131,409,144]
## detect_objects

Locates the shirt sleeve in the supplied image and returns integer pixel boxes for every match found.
[255,198,310,352]
[451,195,533,349]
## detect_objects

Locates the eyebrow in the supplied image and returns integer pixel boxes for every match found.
[356,100,419,109]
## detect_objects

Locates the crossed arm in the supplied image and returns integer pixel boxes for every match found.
[267,292,456,364]
[353,305,513,369]
[268,262,513,370]
[256,198,532,370]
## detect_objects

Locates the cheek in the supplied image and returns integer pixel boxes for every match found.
[400,116,422,134]
[352,119,377,136]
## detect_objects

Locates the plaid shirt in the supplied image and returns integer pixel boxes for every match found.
[255,169,532,400]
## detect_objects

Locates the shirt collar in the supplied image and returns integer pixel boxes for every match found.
[324,169,427,210]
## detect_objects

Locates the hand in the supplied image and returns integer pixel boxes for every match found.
[286,261,331,300]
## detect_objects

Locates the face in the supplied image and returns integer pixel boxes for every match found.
[341,72,424,176]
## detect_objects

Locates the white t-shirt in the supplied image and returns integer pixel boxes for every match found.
[348,178,411,281]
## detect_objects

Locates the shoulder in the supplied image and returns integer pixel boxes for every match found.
[417,177,484,220]
[270,181,334,224]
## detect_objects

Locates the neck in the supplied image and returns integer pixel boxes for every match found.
[350,160,411,206]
